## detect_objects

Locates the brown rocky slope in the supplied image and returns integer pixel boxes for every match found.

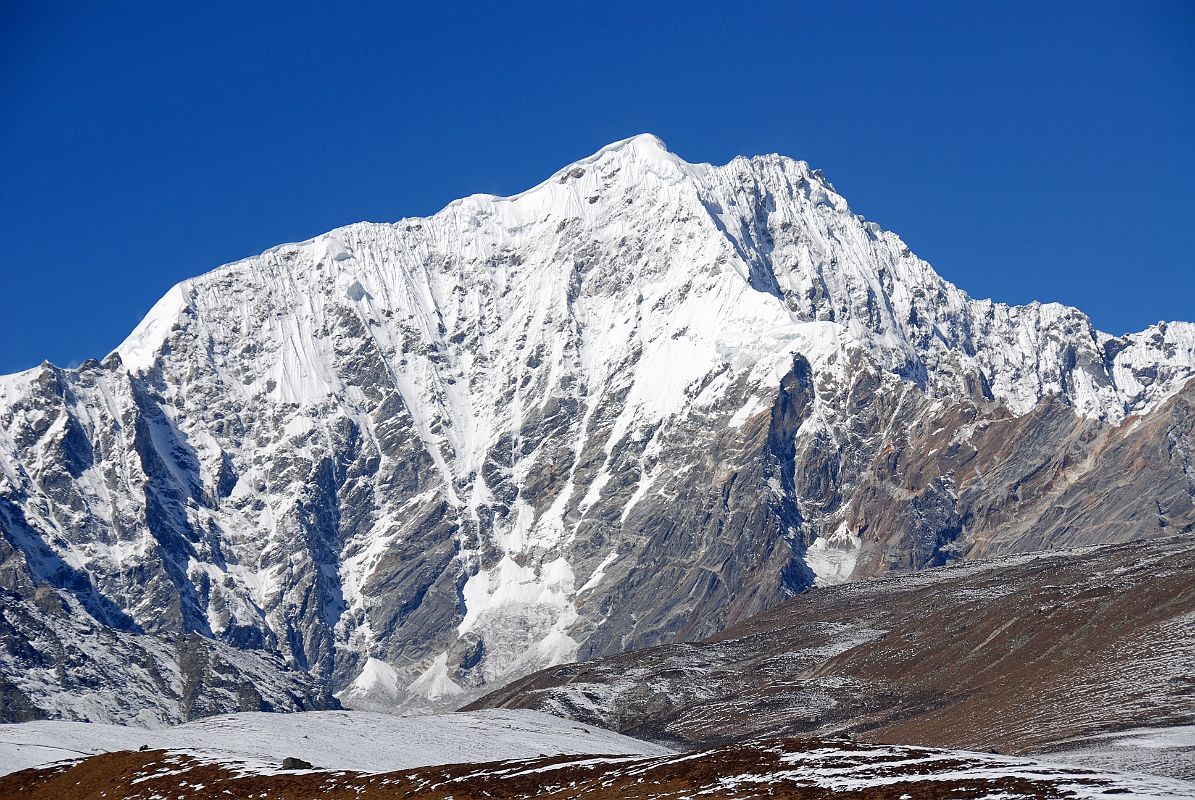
[468,534,1195,758]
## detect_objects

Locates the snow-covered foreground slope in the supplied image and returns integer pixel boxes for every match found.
[4,734,1193,799]
[1,133,1194,722]
[1045,726,1195,782]
[0,709,671,777]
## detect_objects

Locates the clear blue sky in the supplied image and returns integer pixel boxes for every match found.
[2,1,1192,374]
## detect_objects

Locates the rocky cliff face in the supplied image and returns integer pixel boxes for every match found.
[1,134,1192,722]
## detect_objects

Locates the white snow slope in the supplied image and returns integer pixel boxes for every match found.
[0,708,672,777]
[1045,725,1195,782]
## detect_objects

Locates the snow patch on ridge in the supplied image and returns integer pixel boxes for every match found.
[578,551,619,595]
[336,656,400,709]
[456,555,580,681]
[408,652,464,701]
[458,556,576,635]
[114,283,189,372]
[805,523,862,587]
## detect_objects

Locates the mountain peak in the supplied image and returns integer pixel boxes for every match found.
[598,132,671,158]
[569,132,685,178]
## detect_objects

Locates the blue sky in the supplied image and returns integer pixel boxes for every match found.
[1,1,1192,374]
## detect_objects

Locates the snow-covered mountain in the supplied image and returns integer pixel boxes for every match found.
[1,134,1193,722]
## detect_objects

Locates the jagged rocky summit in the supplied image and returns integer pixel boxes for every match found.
[1,134,1193,723]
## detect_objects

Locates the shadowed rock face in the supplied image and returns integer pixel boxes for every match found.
[839,378,1195,576]
[1,135,1193,722]
[0,586,334,724]
[469,535,1195,757]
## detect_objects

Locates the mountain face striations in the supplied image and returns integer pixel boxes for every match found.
[1,134,1193,723]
